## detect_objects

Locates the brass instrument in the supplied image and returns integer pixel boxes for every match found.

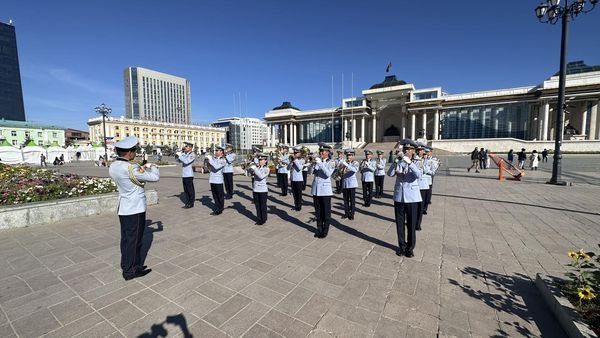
[272,144,283,168]
[359,159,368,171]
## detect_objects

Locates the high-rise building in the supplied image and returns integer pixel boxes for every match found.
[211,117,268,150]
[123,67,191,124]
[0,21,26,121]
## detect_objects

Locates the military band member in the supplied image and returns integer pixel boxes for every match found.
[309,142,334,238]
[206,146,227,215]
[277,145,290,196]
[415,143,432,231]
[374,150,386,198]
[223,143,236,200]
[387,139,422,258]
[341,149,359,220]
[290,146,305,211]
[426,147,438,206]
[302,155,310,190]
[334,150,343,194]
[175,142,196,209]
[109,136,159,280]
[360,149,375,207]
[423,147,434,211]
[251,154,270,225]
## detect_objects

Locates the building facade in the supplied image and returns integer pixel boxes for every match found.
[0,22,26,122]
[211,117,268,150]
[264,61,600,146]
[124,67,191,124]
[64,128,90,146]
[87,116,225,153]
[0,120,65,147]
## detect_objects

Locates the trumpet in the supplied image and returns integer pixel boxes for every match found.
[359,159,368,171]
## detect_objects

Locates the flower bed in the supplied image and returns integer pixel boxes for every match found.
[560,248,600,335]
[0,163,117,205]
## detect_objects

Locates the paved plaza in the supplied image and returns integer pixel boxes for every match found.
[1,155,600,337]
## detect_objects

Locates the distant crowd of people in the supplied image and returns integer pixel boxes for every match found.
[468,147,548,172]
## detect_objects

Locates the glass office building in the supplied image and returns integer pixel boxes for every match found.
[0,22,26,121]
[297,118,342,143]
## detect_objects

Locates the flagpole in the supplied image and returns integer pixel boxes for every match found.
[351,72,354,149]
[331,75,334,144]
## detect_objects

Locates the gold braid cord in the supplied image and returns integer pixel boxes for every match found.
[128,164,146,187]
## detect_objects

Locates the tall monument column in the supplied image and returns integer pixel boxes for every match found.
[543,101,550,141]
[422,112,427,139]
[411,113,416,139]
[434,110,440,140]
[360,117,365,142]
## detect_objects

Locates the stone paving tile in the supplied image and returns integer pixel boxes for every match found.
[4,162,599,337]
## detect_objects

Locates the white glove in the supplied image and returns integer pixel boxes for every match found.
[205,155,212,160]
[314,157,322,164]
[402,156,411,164]
[394,158,399,164]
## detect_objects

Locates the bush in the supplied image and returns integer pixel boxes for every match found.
[0,163,117,205]
[561,246,600,335]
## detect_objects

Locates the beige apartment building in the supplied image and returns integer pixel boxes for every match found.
[87,116,225,152]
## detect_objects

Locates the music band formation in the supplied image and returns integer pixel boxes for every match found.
[109,136,440,280]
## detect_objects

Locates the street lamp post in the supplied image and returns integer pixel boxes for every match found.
[535,0,597,185]
[95,103,112,163]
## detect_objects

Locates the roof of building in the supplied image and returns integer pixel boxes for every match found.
[369,75,408,89]
[272,101,300,111]
[554,60,600,76]
[0,119,64,130]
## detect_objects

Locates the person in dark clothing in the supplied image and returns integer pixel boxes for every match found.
[478,148,487,169]
[467,147,480,173]
[542,148,549,163]
[507,149,514,163]
[517,148,527,169]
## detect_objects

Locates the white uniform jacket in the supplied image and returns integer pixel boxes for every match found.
[375,158,386,176]
[290,159,305,182]
[360,160,375,182]
[387,159,422,203]
[176,152,195,178]
[308,159,334,196]
[223,153,236,174]
[208,157,226,184]
[277,153,290,174]
[109,159,160,216]
[253,166,269,192]
[341,160,359,189]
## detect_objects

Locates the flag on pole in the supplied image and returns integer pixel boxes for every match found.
[386,62,392,73]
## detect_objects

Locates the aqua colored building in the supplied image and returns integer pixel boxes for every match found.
[0,119,65,147]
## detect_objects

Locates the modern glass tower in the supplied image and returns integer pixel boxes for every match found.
[124,67,191,124]
[0,21,26,121]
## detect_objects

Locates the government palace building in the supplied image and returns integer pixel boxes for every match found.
[264,61,600,153]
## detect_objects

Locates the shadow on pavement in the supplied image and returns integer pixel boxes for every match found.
[140,219,163,268]
[137,313,192,338]
[230,201,256,223]
[435,193,599,216]
[449,267,565,338]
[329,218,397,252]
[268,205,317,234]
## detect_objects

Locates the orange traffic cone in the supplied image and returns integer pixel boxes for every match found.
[498,160,505,181]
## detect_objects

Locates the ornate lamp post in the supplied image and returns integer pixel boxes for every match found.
[95,103,112,162]
[535,0,597,185]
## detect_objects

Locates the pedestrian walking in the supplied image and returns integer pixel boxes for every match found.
[467,147,480,173]
[40,153,47,167]
[542,148,549,163]
[530,150,539,170]
[517,148,527,169]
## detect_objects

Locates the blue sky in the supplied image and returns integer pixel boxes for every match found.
[2,0,599,131]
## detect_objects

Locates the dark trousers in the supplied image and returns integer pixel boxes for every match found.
[277,173,288,196]
[428,177,434,205]
[253,192,268,224]
[210,183,225,213]
[182,177,195,206]
[119,212,146,278]
[342,188,355,218]
[362,181,373,206]
[424,189,431,211]
[223,173,234,199]
[394,202,418,252]
[335,180,341,194]
[375,175,384,197]
[313,196,332,236]
[291,181,304,210]
[302,171,307,189]
[417,189,429,230]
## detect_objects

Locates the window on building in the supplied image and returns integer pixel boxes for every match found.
[116,133,120,137]
[25,131,30,138]
[38,132,42,137]
[115,126,119,130]
[125,127,129,131]
[38,140,43,146]
[52,132,57,137]
[12,140,17,145]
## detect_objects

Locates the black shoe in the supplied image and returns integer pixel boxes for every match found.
[342,214,348,219]
[349,215,354,220]
[395,250,404,257]
[404,250,414,258]
[182,205,192,209]
[423,211,427,215]
[314,233,321,238]
[124,268,152,281]
[416,227,422,231]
